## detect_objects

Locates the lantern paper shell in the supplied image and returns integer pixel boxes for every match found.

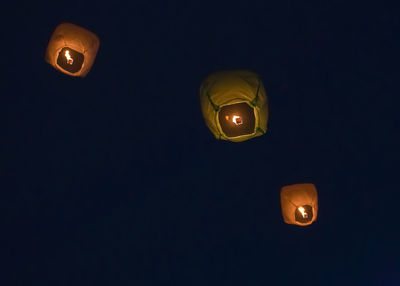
[280,183,318,226]
[199,70,268,142]
[45,23,100,77]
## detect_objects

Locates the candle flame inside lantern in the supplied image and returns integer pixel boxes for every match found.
[232,115,242,125]
[298,206,308,218]
[224,115,243,125]
[65,50,74,65]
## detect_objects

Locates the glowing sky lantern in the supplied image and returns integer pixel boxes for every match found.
[199,70,268,142]
[280,183,318,226]
[45,22,100,77]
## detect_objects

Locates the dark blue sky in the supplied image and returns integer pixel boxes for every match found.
[3,1,399,285]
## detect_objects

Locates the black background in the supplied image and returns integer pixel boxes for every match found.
[3,1,399,285]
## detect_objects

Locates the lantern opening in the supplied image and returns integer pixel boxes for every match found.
[295,205,313,224]
[218,102,255,137]
[57,47,84,73]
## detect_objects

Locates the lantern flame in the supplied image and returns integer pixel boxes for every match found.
[232,115,242,125]
[298,206,308,218]
[65,50,74,65]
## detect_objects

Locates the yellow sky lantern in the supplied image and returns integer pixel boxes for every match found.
[45,22,100,77]
[280,183,318,226]
[199,70,268,142]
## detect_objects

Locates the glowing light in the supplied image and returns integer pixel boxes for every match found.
[232,115,242,125]
[65,50,73,65]
[298,206,308,218]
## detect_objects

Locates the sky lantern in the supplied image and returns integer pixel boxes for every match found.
[199,70,268,142]
[45,23,100,77]
[280,183,318,226]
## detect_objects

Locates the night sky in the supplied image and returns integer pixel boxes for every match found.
[3,1,399,285]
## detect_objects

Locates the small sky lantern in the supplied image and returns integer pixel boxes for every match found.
[200,70,268,142]
[45,22,100,77]
[280,183,318,226]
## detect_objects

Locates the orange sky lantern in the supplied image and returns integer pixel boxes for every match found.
[280,183,318,226]
[45,22,100,77]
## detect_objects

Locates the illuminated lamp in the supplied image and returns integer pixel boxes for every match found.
[45,22,99,77]
[280,183,318,226]
[199,70,268,142]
